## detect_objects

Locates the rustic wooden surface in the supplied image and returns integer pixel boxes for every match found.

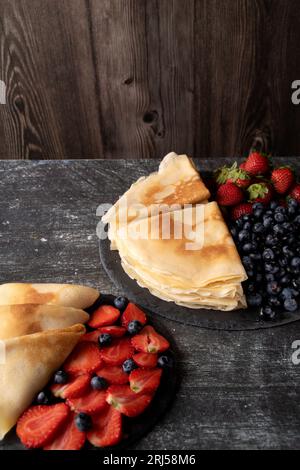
[1,0,300,159]
[0,157,300,450]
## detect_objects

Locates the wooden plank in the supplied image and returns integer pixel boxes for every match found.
[89,0,194,158]
[0,0,103,159]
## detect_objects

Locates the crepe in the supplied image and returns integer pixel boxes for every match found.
[102,152,210,248]
[0,324,85,440]
[0,304,89,340]
[113,202,247,310]
[0,283,99,309]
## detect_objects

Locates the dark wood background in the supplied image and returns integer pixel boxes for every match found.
[0,0,300,160]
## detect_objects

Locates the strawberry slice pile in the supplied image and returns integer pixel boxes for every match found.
[16,300,173,450]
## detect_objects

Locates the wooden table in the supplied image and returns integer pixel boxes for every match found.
[1,158,300,450]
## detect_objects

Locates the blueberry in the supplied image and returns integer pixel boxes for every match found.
[263,216,273,229]
[291,257,300,269]
[98,333,112,347]
[274,212,286,223]
[91,375,108,390]
[75,412,92,432]
[54,370,68,385]
[275,206,286,214]
[114,296,128,311]
[267,281,281,295]
[230,227,238,238]
[243,222,252,232]
[242,215,252,222]
[246,282,257,293]
[247,293,263,307]
[282,222,292,231]
[253,209,264,219]
[270,201,279,210]
[281,287,297,300]
[36,390,50,405]
[268,296,281,308]
[259,306,277,321]
[280,275,291,286]
[265,234,278,247]
[242,243,254,253]
[127,320,143,335]
[284,298,298,312]
[249,253,262,262]
[294,215,300,226]
[247,269,255,279]
[273,224,284,235]
[253,203,264,211]
[262,248,275,261]
[253,223,264,234]
[264,263,279,274]
[122,359,138,374]
[292,279,300,290]
[255,272,263,283]
[279,258,288,268]
[282,246,294,258]
[238,230,251,243]
[242,256,253,269]
[265,273,276,282]
[288,206,297,216]
[158,355,174,369]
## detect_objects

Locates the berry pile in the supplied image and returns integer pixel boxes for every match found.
[16,298,173,450]
[229,200,300,320]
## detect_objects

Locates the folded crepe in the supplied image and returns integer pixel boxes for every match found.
[113,202,247,311]
[102,152,210,248]
[0,304,89,340]
[0,283,99,309]
[0,324,85,440]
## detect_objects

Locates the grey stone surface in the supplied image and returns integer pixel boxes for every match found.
[0,158,300,450]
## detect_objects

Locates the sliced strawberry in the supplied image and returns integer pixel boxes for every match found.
[121,303,147,328]
[106,385,152,417]
[51,374,90,399]
[44,412,85,450]
[16,403,69,449]
[99,326,126,338]
[129,368,162,394]
[133,352,158,369]
[100,337,134,366]
[88,305,120,328]
[131,326,170,354]
[87,404,122,448]
[64,342,102,374]
[67,389,107,414]
[95,365,129,385]
[79,330,100,343]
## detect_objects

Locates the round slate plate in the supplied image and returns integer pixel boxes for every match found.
[0,295,179,451]
[100,237,300,331]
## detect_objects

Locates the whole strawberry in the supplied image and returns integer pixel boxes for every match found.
[247,182,273,205]
[271,167,294,195]
[231,203,253,221]
[239,161,247,171]
[216,182,244,206]
[244,152,270,176]
[289,183,300,203]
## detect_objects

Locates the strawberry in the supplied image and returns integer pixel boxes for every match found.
[67,389,107,414]
[44,412,85,450]
[231,203,253,221]
[87,405,122,448]
[244,152,270,175]
[79,330,101,343]
[106,385,153,417]
[88,305,120,328]
[129,368,162,394]
[100,337,134,365]
[289,183,300,203]
[121,303,147,328]
[16,403,69,449]
[51,374,90,399]
[132,352,158,369]
[247,182,273,205]
[99,326,126,338]
[64,342,102,374]
[271,167,295,194]
[216,183,244,206]
[239,161,247,170]
[95,365,129,385]
[131,326,170,354]
[215,162,251,189]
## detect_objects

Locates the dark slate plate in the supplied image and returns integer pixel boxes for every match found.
[0,295,179,451]
[100,238,300,331]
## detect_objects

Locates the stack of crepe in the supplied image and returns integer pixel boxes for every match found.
[103,152,247,311]
[0,283,100,440]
